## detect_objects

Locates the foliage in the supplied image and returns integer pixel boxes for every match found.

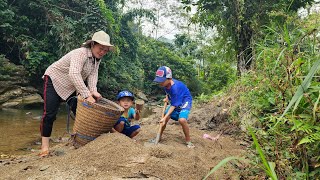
[182,0,315,76]
[0,0,14,36]
[0,0,212,100]
[0,55,21,80]
[248,127,278,180]
[227,13,320,178]
[203,127,280,180]
[281,58,320,118]
[137,35,200,97]
[173,32,237,94]
[203,156,246,180]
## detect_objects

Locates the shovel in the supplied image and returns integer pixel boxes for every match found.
[154,101,168,144]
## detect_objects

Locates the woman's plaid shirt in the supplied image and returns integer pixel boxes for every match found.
[44,47,100,100]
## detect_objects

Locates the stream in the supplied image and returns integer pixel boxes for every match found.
[0,104,153,155]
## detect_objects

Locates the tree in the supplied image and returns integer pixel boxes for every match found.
[0,0,206,98]
[182,0,315,76]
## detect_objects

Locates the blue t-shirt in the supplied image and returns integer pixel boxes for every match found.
[164,79,192,111]
[119,107,135,129]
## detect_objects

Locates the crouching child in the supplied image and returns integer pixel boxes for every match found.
[113,91,141,138]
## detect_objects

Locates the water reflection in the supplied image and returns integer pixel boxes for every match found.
[0,104,153,155]
[0,106,71,155]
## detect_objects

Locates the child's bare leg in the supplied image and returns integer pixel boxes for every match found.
[114,121,125,132]
[178,118,191,142]
[111,128,117,133]
[130,129,140,138]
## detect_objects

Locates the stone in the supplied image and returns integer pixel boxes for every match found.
[0,57,42,108]
[39,165,50,171]
[136,91,148,101]
[1,94,43,108]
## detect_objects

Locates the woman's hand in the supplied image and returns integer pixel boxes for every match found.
[91,91,102,101]
[86,95,96,103]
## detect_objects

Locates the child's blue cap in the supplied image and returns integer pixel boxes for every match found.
[117,91,134,101]
[153,66,172,83]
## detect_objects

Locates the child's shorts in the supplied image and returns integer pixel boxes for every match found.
[165,105,190,121]
[114,118,140,137]
[122,125,140,137]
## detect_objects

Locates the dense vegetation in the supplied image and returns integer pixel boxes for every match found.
[183,0,319,179]
[0,0,233,100]
[1,0,320,178]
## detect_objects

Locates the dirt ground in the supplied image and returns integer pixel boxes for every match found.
[0,100,248,180]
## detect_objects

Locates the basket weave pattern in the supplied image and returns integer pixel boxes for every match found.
[73,96,124,146]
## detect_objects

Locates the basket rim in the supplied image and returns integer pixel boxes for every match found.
[77,95,124,113]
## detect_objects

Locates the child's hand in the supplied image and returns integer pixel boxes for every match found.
[134,110,141,121]
[135,109,141,114]
[163,95,169,103]
[159,117,166,124]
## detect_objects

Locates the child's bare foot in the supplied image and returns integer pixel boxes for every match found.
[186,142,195,148]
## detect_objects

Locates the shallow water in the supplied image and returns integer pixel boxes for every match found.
[0,105,153,155]
[0,106,71,155]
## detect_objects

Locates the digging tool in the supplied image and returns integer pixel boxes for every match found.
[154,100,168,144]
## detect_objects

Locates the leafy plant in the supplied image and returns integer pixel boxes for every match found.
[203,127,278,180]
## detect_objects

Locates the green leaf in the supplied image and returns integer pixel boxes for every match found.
[268,161,278,179]
[249,127,278,180]
[203,156,246,180]
[313,91,320,120]
[298,137,312,145]
[298,132,320,145]
[281,58,320,118]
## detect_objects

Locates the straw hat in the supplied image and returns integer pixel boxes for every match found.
[83,30,114,47]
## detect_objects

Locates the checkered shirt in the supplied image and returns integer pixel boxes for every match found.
[44,47,100,100]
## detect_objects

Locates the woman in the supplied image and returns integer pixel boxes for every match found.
[39,30,113,156]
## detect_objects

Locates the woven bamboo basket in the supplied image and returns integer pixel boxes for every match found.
[73,96,124,146]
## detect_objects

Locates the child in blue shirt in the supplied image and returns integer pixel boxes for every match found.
[113,91,141,138]
[153,66,195,148]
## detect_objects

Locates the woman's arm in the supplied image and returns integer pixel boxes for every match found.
[68,50,91,99]
[87,59,102,101]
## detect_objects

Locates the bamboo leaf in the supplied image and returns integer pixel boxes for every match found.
[249,127,278,180]
[203,157,245,180]
[268,161,278,179]
[313,91,320,120]
[293,95,303,113]
[281,58,320,118]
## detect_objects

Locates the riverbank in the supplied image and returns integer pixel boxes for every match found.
[0,101,249,179]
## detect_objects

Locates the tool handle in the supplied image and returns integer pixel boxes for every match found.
[155,96,169,144]
[158,100,168,133]
[161,101,168,119]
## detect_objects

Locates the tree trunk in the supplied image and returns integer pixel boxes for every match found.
[236,22,253,76]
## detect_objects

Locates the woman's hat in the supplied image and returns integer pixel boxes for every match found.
[83,31,114,47]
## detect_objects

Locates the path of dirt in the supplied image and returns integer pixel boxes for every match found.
[0,100,248,180]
